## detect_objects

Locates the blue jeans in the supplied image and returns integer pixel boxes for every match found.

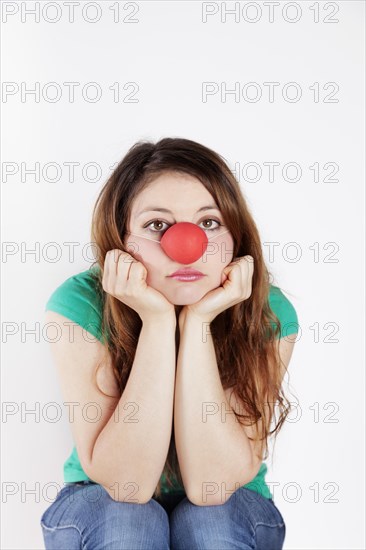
[40,481,286,549]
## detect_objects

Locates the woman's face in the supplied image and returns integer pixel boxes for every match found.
[123,171,235,310]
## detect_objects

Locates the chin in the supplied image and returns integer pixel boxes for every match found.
[173,299,193,306]
[168,289,206,307]
[153,278,214,307]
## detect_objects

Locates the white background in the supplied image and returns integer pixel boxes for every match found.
[1,1,365,548]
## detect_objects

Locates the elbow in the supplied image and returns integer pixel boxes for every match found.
[100,482,152,504]
[186,489,225,507]
[246,457,263,484]
[234,460,262,490]
[82,464,154,505]
[104,486,153,505]
[185,482,229,507]
[185,488,206,507]
[186,463,262,507]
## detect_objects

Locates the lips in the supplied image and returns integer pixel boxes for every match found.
[169,268,204,277]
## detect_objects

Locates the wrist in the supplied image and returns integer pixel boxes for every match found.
[142,312,177,327]
[179,308,212,330]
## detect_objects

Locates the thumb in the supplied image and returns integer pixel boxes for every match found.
[221,259,238,284]
[221,270,229,285]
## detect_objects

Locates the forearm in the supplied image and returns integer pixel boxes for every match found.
[89,314,176,503]
[174,313,255,505]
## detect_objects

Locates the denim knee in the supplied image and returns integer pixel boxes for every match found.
[40,483,170,550]
[169,488,286,550]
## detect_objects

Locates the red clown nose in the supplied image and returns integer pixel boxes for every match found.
[160,222,209,264]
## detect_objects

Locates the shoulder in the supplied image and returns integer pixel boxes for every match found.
[45,264,103,311]
[45,264,105,342]
[268,284,299,339]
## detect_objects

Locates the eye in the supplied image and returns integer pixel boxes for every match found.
[144,220,169,233]
[199,219,221,231]
[143,218,222,234]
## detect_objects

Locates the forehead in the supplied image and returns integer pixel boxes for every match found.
[131,172,218,216]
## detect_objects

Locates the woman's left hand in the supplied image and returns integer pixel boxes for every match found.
[179,255,254,326]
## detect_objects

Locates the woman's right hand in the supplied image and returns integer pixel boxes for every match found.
[102,249,175,323]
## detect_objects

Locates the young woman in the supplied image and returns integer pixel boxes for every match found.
[40,137,299,549]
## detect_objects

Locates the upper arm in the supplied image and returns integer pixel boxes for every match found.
[224,332,298,472]
[45,310,120,477]
[44,267,106,344]
[225,287,299,468]
[269,285,299,340]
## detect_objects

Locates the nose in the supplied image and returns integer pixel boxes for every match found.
[160,222,208,264]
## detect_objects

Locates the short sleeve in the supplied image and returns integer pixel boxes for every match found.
[268,285,299,339]
[45,266,105,343]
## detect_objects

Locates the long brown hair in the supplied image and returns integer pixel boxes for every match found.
[90,137,295,499]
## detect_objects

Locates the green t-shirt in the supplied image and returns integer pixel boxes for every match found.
[45,264,299,499]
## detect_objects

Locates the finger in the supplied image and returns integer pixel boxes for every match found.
[224,256,253,295]
[239,256,254,295]
[244,255,254,277]
[236,256,254,274]
[111,249,126,277]
[117,250,137,281]
[103,250,117,291]
[130,260,147,282]
[103,251,110,286]
[233,255,253,265]
[105,250,122,286]
[222,262,241,286]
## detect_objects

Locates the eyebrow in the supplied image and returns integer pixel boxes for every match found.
[137,205,220,218]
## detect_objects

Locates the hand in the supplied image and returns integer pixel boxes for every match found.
[179,256,254,326]
[102,249,175,323]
